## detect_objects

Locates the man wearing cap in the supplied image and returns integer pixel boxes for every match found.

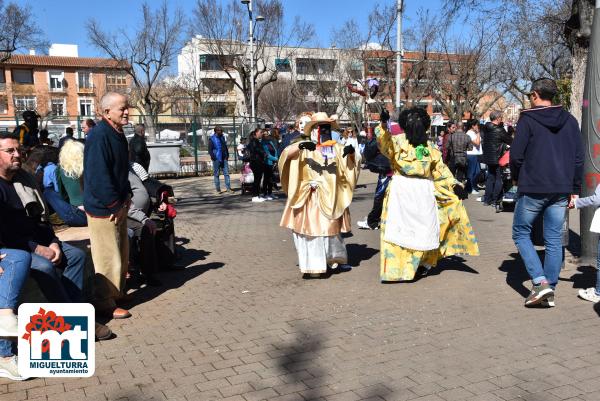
[278,112,360,278]
[510,78,584,307]
[13,110,40,148]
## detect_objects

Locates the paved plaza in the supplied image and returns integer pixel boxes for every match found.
[2,171,600,401]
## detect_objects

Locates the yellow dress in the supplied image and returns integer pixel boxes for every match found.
[377,125,479,282]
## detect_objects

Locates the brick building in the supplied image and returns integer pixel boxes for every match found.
[0,44,130,136]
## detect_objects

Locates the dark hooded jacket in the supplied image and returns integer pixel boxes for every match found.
[510,105,583,194]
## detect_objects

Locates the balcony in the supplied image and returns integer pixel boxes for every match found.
[77,85,96,95]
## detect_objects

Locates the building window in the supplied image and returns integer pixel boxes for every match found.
[201,78,235,94]
[366,58,388,74]
[199,55,234,71]
[79,98,94,116]
[275,58,291,72]
[204,102,235,117]
[433,101,443,114]
[172,98,193,115]
[106,72,128,93]
[51,98,66,116]
[0,98,7,114]
[0,68,5,90]
[49,71,65,91]
[12,69,34,84]
[78,71,92,89]
[296,58,336,75]
[14,96,36,112]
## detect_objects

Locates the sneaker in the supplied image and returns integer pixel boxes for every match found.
[265,195,274,201]
[471,190,479,194]
[251,196,266,203]
[357,219,378,230]
[0,313,18,337]
[228,188,235,193]
[541,295,555,307]
[476,196,483,202]
[0,356,28,381]
[525,282,554,306]
[271,194,279,199]
[215,189,222,195]
[578,287,600,303]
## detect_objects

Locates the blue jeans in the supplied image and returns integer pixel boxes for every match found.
[466,155,480,193]
[484,164,503,204]
[512,193,568,287]
[595,240,600,296]
[29,242,86,303]
[0,249,32,357]
[212,160,231,191]
[43,189,87,227]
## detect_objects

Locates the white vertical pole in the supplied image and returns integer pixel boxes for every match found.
[395,0,403,111]
[249,0,256,123]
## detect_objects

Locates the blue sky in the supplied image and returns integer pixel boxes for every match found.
[23,0,444,57]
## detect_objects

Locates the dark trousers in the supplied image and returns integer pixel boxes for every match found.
[367,174,391,229]
[452,162,467,183]
[484,164,503,205]
[127,219,158,277]
[262,166,274,196]
[250,162,265,197]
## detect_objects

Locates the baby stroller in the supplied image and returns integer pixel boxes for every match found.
[240,162,254,195]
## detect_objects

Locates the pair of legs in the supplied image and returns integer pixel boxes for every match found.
[262,166,274,197]
[466,155,480,193]
[88,215,129,312]
[43,189,87,227]
[366,174,391,229]
[212,160,231,192]
[250,162,265,198]
[512,193,568,288]
[484,164,503,205]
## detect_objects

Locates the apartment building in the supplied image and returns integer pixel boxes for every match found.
[0,44,130,134]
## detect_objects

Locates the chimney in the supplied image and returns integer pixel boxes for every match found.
[29,49,35,56]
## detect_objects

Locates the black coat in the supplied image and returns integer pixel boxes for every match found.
[246,137,266,164]
[482,122,512,165]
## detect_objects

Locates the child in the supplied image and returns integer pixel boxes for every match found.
[572,188,600,302]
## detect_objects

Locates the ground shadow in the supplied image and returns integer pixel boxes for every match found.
[119,261,225,311]
[565,266,596,290]
[593,302,600,318]
[271,323,326,400]
[498,252,532,298]
[568,228,581,257]
[346,243,379,267]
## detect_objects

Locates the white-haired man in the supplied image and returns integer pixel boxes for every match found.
[83,92,132,319]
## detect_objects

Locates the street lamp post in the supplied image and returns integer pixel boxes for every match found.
[395,0,404,114]
[241,0,264,124]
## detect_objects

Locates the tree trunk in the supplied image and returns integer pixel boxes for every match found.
[570,45,588,126]
[140,102,157,143]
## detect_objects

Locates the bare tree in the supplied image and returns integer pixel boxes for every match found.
[192,0,314,120]
[86,1,185,142]
[0,0,47,62]
[258,78,298,122]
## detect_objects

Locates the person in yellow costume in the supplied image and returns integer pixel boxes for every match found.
[279,112,360,278]
[377,107,479,282]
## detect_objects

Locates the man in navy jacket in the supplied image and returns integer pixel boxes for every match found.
[84,92,132,319]
[510,78,584,308]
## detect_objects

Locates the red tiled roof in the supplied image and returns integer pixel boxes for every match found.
[2,54,128,69]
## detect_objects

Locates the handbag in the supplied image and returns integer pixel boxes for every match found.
[498,150,510,167]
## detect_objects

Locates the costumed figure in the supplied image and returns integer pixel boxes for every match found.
[279,112,360,278]
[378,108,479,282]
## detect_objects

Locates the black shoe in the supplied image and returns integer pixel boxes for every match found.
[144,275,162,287]
[495,203,503,213]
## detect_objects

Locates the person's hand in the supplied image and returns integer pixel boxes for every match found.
[144,219,157,235]
[34,245,56,262]
[298,141,316,151]
[77,205,85,211]
[343,145,355,158]
[158,202,167,212]
[453,183,468,200]
[49,243,62,264]
[380,109,390,125]
[569,194,579,209]
[109,205,128,225]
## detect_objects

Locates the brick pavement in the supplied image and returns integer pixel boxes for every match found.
[2,171,600,401]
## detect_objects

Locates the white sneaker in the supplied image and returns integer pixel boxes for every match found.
[578,288,600,303]
[357,219,378,230]
[0,356,28,381]
[0,313,18,337]
[265,195,274,201]
[251,196,266,203]
[471,190,479,194]
[476,196,483,202]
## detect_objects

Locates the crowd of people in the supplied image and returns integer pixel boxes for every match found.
[0,92,177,381]
[0,76,590,382]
